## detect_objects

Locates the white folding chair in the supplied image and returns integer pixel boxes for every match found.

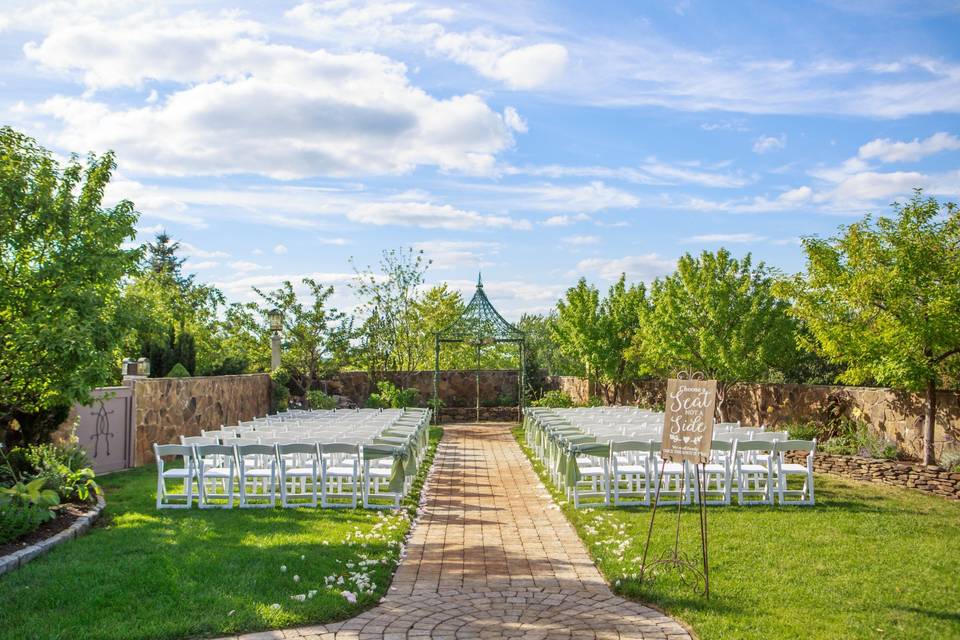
[320,443,359,508]
[774,439,816,505]
[194,444,236,509]
[236,444,278,508]
[154,444,194,509]
[697,440,737,506]
[610,440,656,507]
[277,443,320,508]
[735,440,774,505]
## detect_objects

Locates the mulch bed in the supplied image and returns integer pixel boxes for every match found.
[0,502,94,557]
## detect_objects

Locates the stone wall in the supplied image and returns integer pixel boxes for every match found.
[319,370,520,408]
[439,407,522,423]
[133,374,270,465]
[786,451,960,500]
[544,377,960,462]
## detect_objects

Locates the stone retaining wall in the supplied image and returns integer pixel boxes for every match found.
[439,407,522,423]
[133,374,271,465]
[320,370,520,408]
[786,451,960,500]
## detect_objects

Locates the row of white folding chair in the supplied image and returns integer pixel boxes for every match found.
[600,439,815,508]
[156,442,363,509]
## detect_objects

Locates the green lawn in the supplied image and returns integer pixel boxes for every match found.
[0,427,441,640]
[513,427,960,640]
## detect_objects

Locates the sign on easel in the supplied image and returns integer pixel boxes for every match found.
[639,374,719,598]
[661,377,717,463]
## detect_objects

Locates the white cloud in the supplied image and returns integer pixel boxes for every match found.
[753,134,786,154]
[180,242,229,259]
[503,107,528,133]
[562,235,600,245]
[229,260,267,273]
[184,260,220,271]
[412,240,501,270]
[685,233,767,243]
[543,213,591,226]
[285,1,568,89]
[318,237,350,245]
[272,244,288,255]
[857,132,960,163]
[576,254,675,282]
[481,181,639,212]
[503,161,751,188]
[347,202,531,230]
[25,9,518,179]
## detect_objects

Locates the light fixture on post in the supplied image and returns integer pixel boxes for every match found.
[268,308,283,370]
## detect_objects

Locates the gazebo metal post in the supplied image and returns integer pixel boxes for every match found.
[518,341,525,422]
[433,333,440,425]
[475,342,481,423]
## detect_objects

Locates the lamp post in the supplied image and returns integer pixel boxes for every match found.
[268,308,283,370]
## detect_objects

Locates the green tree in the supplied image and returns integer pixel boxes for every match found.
[553,278,604,388]
[516,313,580,378]
[635,249,797,420]
[597,276,647,403]
[778,192,960,464]
[253,278,350,397]
[0,127,139,445]
[122,232,227,375]
[350,248,430,383]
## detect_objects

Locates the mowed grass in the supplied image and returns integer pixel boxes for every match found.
[513,427,960,640]
[0,427,441,640]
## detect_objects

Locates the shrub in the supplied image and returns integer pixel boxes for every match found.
[530,390,575,408]
[579,395,603,408]
[782,421,821,441]
[2,442,98,503]
[0,501,52,545]
[366,381,419,409]
[270,369,290,413]
[306,390,337,410]
[820,418,899,460]
[940,450,960,472]
[201,356,248,376]
[166,362,191,378]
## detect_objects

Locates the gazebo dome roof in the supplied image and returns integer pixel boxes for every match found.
[436,274,524,344]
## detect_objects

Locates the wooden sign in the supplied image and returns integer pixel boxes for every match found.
[661,378,717,463]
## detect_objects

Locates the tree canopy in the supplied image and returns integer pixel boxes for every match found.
[0,126,140,444]
[634,249,797,419]
[779,191,960,463]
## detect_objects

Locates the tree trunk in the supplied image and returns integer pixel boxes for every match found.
[716,383,728,423]
[924,377,937,466]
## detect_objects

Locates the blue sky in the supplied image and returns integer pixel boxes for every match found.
[2,0,959,317]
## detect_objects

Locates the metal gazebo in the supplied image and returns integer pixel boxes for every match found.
[433,275,526,423]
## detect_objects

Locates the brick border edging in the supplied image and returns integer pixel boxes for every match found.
[0,494,106,577]
[787,451,960,499]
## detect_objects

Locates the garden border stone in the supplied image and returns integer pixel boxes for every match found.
[787,451,960,499]
[0,493,106,578]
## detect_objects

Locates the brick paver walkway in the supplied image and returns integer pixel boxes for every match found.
[222,423,691,640]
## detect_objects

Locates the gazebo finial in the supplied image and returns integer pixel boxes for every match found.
[477,271,483,288]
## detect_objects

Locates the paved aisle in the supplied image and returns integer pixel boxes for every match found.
[225,423,691,640]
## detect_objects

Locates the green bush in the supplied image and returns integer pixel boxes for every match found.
[530,390,575,408]
[820,418,899,460]
[270,369,291,413]
[166,362,191,378]
[940,450,960,472]
[781,421,821,441]
[579,395,603,407]
[307,390,337,410]
[0,501,52,544]
[365,381,419,409]
[2,442,98,503]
